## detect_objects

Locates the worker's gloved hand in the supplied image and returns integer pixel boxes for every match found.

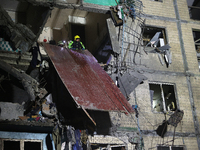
[82,48,85,50]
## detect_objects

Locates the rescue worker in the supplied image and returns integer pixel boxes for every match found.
[68,35,85,50]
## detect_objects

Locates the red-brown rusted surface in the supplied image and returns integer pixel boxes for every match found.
[44,43,134,114]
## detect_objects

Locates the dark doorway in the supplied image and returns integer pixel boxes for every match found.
[71,24,86,47]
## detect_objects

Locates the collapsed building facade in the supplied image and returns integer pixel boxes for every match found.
[0,0,200,150]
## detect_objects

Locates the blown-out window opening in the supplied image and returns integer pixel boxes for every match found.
[142,26,167,47]
[192,29,200,71]
[149,82,178,113]
[187,0,200,20]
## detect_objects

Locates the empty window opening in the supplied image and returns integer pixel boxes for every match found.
[4,141,20,150]
[157,145,184,150]
[1,139,42,150]
[142,26,167,47]
[192,29,200,70]
[152,0,163,2]
[187,0,200,20]
[24,141,41,150]
[149,82,177,113]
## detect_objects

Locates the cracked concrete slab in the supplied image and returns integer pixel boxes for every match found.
[0,102,24,120]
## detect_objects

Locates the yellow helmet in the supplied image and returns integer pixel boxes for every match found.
[74,35,80,41]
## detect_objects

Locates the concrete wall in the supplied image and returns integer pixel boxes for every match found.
[35,1,200,149]
[85,12,110,54]
[107,0,200,149]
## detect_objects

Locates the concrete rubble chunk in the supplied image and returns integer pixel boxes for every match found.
[0,4,36,53]
[0,102,24,120]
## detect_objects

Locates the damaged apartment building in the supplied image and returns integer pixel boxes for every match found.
[0,0,200,150]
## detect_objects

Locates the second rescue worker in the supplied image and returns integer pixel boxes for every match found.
[68,35,85,50]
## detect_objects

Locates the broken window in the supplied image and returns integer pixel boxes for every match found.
[192,29,200,70]
[157,145,184,150]
[142,26,167,47]
[149,82,177,113]
[143,26,172,67]
[1,139,42,150]
[187,0,200,20]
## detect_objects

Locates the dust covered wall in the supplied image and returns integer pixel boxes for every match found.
[52,29,62,44]
[85,12,110,54]
[61,24,70,42]
[39,27,53,42]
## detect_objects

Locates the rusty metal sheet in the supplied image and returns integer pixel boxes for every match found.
[44,43,134,114]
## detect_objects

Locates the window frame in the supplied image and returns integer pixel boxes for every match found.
[192,29,200,71]
[157,145,186,150]
[1,139,42,150]
[149,81,179,113]
[187,0,200,20]
[0,131,51,150]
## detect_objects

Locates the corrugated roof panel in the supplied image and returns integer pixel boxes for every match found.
[44,44,134,114]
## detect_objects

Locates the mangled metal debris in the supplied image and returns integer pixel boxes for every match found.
[146,32,172,67]
[118,71,147,99]
[43,43,134,114]
[110,0,137,26]
[110,71,147,99]
[155,109,184,142]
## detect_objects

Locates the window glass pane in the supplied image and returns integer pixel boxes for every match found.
[24,141,41,150]
[162,84,177,111]
[149,84,163,112]
[4,141,20,150]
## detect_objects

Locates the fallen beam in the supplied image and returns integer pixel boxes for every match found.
[0,60,39,101]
